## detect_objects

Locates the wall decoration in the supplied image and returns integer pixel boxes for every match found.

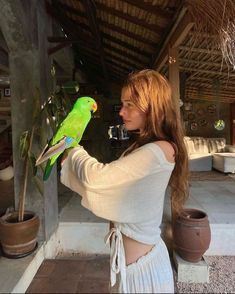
[183,120,189,130]
[4,87,11,97]
[184,102,192,111]
[190,121,198,131]
[198,119,208,127]
[197,108,205,116]
[214,119,225,131]
[188,112,195,120]
[207,104,216,114]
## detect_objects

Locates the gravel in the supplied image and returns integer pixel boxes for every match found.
[175,256,235,293]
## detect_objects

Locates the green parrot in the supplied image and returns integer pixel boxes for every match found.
[42,96,97,181]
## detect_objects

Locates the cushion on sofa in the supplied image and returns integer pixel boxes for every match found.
[207,138,226,153]
[184,136,209,154]
[184,136,195,155]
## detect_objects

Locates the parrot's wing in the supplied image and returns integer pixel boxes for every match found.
[36,137,76,166]
[51,110,89,146]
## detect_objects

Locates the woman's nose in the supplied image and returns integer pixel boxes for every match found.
[119,107,124,116]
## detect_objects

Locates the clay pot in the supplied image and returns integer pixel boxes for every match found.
[0,211,39,258]
[173,208,211,262]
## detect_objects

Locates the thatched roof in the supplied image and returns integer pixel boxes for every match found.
[0,1,233,102]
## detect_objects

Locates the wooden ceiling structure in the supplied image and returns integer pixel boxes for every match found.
[46,0,235,103]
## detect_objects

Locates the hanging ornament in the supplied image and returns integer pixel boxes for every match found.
[212,79,224,131]
[214,119,225,131]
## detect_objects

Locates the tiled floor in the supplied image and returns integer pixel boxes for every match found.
[26,256,110,293]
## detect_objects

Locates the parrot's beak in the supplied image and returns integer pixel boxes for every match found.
[92,102,97,113]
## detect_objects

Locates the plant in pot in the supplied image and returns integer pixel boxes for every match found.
[0,78,79,258]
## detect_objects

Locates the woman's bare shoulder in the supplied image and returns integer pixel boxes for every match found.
[153,140,175,163]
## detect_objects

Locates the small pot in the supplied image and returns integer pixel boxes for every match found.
[0,210,40,258]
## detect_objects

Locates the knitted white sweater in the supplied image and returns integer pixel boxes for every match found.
[60,143,174,245]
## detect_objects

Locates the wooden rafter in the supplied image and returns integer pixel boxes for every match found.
[58,2,159,46]
[179,46,221,55]
[101,33,151,60]
[104,43,149,65]
[99,20,157,49]
[104,50,143,68]
[180,58,233,69]
[187,81,235,91]
[46,1,91,53]
[96,2,162,34]
[180,67,235,77]
[80,0,110,95]
[123,0,173,19]
[48,42,71,55]
[152,7,194,70]
[79,48,132,74]
[48,36,96,50]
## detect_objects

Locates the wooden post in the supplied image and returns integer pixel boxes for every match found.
[168,47,180,114]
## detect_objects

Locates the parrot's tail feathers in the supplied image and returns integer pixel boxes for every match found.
[43,160,54,181]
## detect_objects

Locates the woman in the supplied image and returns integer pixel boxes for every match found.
[60,69,189,293]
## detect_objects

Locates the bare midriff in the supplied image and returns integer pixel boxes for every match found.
[122,233,154,265]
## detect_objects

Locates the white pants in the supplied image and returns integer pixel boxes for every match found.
[110,238,174,293]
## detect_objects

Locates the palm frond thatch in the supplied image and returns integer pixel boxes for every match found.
[187,0,235,69]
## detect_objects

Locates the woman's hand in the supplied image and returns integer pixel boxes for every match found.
[61,148,73,166]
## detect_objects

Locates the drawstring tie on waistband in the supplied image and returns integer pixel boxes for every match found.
[105,227,127,293]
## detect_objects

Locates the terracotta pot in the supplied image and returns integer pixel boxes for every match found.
[0,211,40,258]
[173,208,211,262]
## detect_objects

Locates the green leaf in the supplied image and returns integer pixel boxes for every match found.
[28,152,37,176]
[19,131,30,159]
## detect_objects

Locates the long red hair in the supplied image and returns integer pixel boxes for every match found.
[122,69,189,216]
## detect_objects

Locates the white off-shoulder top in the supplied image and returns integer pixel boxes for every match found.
[60,143,175,291]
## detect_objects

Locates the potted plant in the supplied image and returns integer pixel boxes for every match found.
[0,76,79,258]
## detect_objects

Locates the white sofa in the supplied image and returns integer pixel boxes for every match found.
[184,136,227,172]
[212,153,235,173]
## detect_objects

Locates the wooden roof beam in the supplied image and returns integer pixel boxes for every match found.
[187,94,234,103]
[78,43,145,68]
[81,0,110,95]
[104,43,149,65]
[96,3,163,35]
[179,46,221,55]
[48,42,71,55]
[99,19,158,48]
[180,67,235,77]
[180,58,232,68]
[152,7,194,71]
[46,1,93,52]
[123,0,173,19]
[96,2,162,34]
[101,33,152,61]
[59,3,159,46]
